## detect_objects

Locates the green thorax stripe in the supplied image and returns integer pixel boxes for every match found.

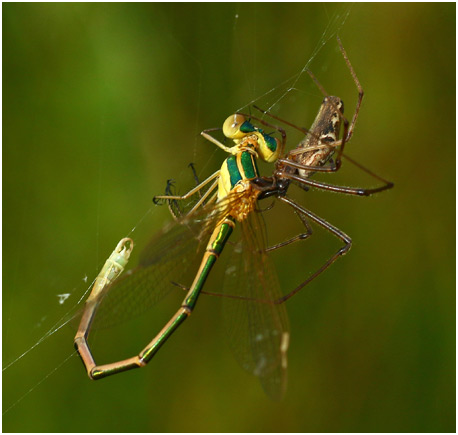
[241,151,258,179]
[226,155,242,187]
[226,151,259,189]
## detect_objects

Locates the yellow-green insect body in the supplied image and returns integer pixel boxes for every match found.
[217,114,281,211]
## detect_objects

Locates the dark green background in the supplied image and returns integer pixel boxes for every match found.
[3,3,455,432]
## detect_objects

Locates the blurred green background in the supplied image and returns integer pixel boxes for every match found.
[3,3,455,432]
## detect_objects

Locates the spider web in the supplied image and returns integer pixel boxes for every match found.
[3,4,352,418]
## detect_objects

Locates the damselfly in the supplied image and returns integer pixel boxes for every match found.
[75,112,292,399]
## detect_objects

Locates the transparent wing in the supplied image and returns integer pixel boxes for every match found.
[91,194,240,329]
[222,209,290,400]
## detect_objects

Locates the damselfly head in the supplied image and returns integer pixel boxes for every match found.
[223,114,256,140]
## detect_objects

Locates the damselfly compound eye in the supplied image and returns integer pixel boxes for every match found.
[223,114,248,139]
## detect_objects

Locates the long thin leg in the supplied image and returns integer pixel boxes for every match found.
[341,153,394,188]
[276,152,394,187]
[161,163,216,220]
[201,130,238,154]
[188,163,201,188]
[253,104,316,142]
[169,206,314,303]
[283,145,393,187]
[266,210,313,252]
[154,169,220,203]
[171,197,347,306]
[337,36,364,144]
[276,155,338,174]
[173,210,314,302]
[273,195,352,304]
[185,178,219,215]
[166,178,220,220]
[277,168,393,196]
